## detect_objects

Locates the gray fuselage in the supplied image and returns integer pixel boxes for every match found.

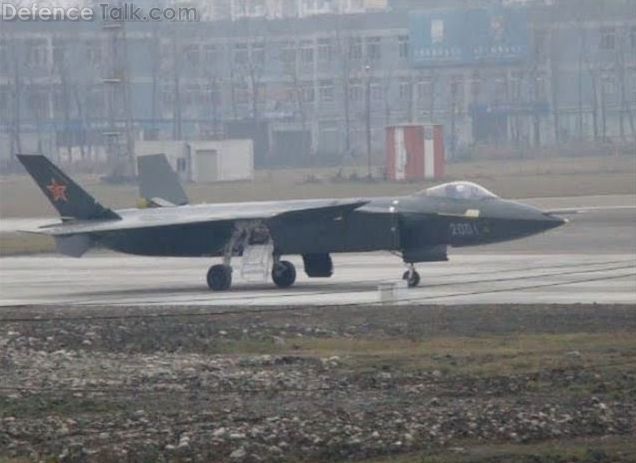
[94,193,564,262]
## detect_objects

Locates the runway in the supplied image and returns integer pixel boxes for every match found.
[0,195,634,307]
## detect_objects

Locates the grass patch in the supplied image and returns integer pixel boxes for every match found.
[362,436,636,463]
[204,332,636,377]
[0,233,54,256]
[0,395,128,418]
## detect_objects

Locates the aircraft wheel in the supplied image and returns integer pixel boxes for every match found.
[207,264,232,291]
[272,260,296,288]
[402,269,421,288]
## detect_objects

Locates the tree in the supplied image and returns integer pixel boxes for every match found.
[3,26,23,157]
[335,16,353,157]
[615,23,635,143]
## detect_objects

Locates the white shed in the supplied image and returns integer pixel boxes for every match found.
[189,139,254,183]
[135,139,254,183]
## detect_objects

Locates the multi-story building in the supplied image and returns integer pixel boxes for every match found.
[0,0,634,169]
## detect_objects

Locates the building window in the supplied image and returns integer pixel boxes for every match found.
[85,41,101,65]
[184,44,199,66]
[281,40,296,69]
[533,73,547,101]
[470,76,481,99]
[160,42,172,61]
[251,42,265,66]
[205,83,220,105]
[28,89,49,119]
[349,37,362,60]
[494,74,508,103]
[183,84,199,105]
[87,87,105,117]
[371,81,382,101]
[318,38,332,62]
[302,83,315,103]
[319,79,334,103]
[602,76,617,96]
[233,43,248,66]
[177,158,187,172]
[300,40,314,65]
[52,41,66,64]
[26,39,48,67]
[366,36,381,61]
[0,40,6,69]
[235,81,249,104]
[600,27,616,50]
[398,35,409,59]
[533,29,547,62]
[162,84,173,106]
[417,79,431,103]
[510,71,523,100]
[349,79,363,102]
[398,78,411,100]
[450,76,464,112]
[0,87,9,118]
[204,44,217,65]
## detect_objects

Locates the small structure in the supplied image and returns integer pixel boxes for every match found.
[189,140,254,183]
[135,139,254,183]
[386,124,445,181]
[378,281,408,304]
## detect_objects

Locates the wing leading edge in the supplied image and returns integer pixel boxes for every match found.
[30,200,370,236]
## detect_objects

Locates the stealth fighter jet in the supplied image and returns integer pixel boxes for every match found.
[16,154,565,290]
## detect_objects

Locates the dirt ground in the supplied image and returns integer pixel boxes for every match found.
[1,304,635,462]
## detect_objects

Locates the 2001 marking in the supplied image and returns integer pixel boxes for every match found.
[450,222,480,236]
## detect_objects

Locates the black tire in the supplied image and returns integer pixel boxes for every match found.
[207,264,232,291]
[272,260,296,288]
[402,270,421,288]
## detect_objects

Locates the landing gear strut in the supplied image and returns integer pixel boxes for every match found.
[402,264,420,288]
[207,221,270,291]
[207,264,232,291]
[272,260,296,288]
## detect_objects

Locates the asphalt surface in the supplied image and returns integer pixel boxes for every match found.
[0,195,634,307]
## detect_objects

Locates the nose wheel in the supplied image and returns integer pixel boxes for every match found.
[402,266,420,288]
[272,260,296,288]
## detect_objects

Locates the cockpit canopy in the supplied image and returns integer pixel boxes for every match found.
[422,181,498,200]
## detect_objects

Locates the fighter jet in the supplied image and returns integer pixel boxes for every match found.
[16,154,565,290]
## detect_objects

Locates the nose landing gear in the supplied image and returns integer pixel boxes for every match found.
[402,264,420,288]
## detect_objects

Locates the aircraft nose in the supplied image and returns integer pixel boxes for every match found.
[506,202,568,235]
[540,212,568,230]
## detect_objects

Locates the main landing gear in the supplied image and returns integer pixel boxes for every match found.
[207,264,232,291]
[271,260,296,288]
[206,221,300,291]
[206,259,297,291]
[402,264,421,288]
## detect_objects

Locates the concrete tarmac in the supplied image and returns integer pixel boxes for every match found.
[0,195,634,307]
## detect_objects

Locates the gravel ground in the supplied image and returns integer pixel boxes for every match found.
[0,304,635,462]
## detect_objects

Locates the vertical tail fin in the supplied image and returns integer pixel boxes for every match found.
[137,153,189,207]
[16,154,120,221]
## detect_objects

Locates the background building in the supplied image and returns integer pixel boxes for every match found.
[0,0,634,172]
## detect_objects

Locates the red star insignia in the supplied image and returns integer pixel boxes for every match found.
[46,179,68,202]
